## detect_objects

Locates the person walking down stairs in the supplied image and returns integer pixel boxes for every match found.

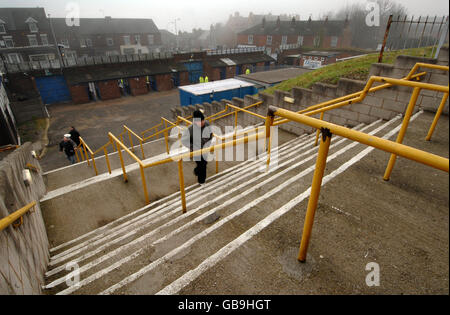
[181,110,213,185]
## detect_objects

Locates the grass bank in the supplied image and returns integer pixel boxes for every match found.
[263,46,435,95]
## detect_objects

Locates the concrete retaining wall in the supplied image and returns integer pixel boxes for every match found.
[0,142,49,294]
[171,47,449,136]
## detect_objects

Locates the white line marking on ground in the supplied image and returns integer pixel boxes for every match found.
[156,111,423,295]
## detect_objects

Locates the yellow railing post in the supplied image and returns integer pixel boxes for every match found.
[426,92,449,141]
[140,164,150,204]
[164,120,170,154]
[116,140,128,183]
[177,159,187,213]
[104,147,112,174]
[75,147,80,163]
[82,141,90,166]
[314,112,325,146]
[127,129,134,153]
[298,128,332,262]
[383,87,421,181]
[265,108,275,168]
[91,152,98,176]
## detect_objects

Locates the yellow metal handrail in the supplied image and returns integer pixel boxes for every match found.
[268,105,449,262]
[0,201,37,232]
[108,127,265,211]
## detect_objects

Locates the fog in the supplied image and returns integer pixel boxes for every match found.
[1,0,448,32]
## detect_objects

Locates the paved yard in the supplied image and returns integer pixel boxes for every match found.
[40,90,180,172]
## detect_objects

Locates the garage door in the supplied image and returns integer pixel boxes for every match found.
[35,76,71,105]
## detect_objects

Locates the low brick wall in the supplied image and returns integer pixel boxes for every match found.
[0,142,49,294]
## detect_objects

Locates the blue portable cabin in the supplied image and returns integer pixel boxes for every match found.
[178,78,257,106]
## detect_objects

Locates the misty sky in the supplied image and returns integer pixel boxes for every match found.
[1,0,448,32]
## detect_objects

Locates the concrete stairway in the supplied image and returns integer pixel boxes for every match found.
[40,111,420,295]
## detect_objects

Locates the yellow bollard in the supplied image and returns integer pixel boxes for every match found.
[178,159,187,213]
[383,87,421,181]
[426,92,449,141]
[298,128,332,262]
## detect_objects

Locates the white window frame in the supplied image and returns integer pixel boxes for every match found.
[86,38,93,47]
[281,35,288,45]
[80,38,86,47]
[106,37,114,46]
[0,23,6,34]
[331,36,338,48]
[27,35,38,46]
[40,34,49,46]
[321,57,325,61]
[134,35,141,45]
[3,36,14,48]
[123,35,131,45]
[147,34,154,45]
[8,53,21,63]
[266,35,272,45]
[28,22,38,33]
[297,36,303,45]
[248,35,253,45]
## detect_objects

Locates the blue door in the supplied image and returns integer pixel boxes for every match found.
[184,62,203,84]
[235,65,242,75]
[35,76,71,105]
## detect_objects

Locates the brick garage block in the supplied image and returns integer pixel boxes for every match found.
[69,84,90,104]
[98,80,121,100]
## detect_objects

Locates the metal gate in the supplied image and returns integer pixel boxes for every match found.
[35,75,71,105]
[183,61,203,84]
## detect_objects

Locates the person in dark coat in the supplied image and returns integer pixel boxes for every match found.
[69,126,81,147]
[181,110,213,184]
[59,134,77,164]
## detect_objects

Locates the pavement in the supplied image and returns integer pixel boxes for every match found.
[39,90,180,172]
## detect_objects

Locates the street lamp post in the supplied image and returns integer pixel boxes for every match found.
[48,13,64,69]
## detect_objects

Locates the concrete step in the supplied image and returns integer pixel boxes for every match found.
[42,115,409,294]
[42,133,311,292]
[40,125,287,246]
[44,133,312,274]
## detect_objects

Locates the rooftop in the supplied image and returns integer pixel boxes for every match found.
[178,78,255,95]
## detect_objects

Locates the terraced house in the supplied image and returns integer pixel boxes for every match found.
[0,7,56,64]
[0,7,162,64]
[237,16,352,55]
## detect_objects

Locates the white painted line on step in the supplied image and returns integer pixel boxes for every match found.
[93,118,396,295]
[48,133,308,255]
[156,111,423,295]
[52,127,366,293]
[46,133,319,271]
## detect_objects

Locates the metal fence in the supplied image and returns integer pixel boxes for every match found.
[0,51,175,73]
[379,15,449,62]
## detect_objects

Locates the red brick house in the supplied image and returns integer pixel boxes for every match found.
[237,17,352,55]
